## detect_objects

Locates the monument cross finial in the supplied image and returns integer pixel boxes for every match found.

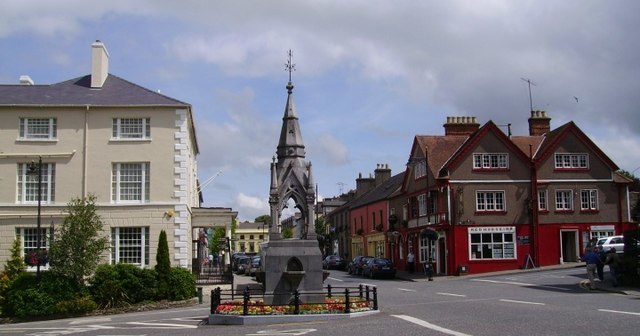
[285,49,296,83]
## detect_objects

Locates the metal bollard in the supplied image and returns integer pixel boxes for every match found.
[197,287,203,304]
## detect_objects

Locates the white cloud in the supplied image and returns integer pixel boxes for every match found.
[314,134,349,166]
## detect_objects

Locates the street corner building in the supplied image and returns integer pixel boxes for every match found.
[327,113,637,276]
[0,41,236,273]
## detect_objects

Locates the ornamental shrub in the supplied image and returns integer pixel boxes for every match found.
[1,273,56,317]
[55,296,97,315]
[89,264,158,308]
[155,230,171,299]
[89,264,128,309]
[167,267,196,301]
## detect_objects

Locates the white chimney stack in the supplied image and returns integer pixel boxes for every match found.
[91,40,109,88]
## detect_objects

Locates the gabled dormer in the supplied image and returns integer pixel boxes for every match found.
[533,121,619,180]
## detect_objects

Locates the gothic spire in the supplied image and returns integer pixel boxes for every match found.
[277,50,305,160]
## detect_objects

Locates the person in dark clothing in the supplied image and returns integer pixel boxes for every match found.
[605,248,621,287]
[583,248,599,290]
[595,246,606,281]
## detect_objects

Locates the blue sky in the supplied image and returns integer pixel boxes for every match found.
[2,1,640,221]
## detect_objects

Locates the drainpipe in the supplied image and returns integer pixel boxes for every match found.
[530,144,540,266]
[83,105,89,197]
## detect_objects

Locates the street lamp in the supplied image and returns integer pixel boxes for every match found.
[27,156,43,279]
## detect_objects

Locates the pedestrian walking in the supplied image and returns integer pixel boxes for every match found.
[595,246,606,281]
[407,251,415,274]
[605,248,621,287]
[583,247,599,290]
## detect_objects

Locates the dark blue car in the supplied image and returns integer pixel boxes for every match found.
[361,257,396,279]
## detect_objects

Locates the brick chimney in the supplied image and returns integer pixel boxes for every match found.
[443,116,480,136]
[374,163,391,186]
[528,110,551,136]
[91,40,109,88]
[356,172,376,197]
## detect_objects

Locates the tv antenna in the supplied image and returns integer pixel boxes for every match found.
[197,169,223,193]
[337,182,345,194]
[521,77,536,112]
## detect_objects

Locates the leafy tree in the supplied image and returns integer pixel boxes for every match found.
[155,230,170,299]
[254,214,271,225]
[49,194,109,289]
[281,227,293,239]
[315,217,330,254]
[4,237,25,279]
[210,227,227,255]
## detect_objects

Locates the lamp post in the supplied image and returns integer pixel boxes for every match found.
[27,156,43,279]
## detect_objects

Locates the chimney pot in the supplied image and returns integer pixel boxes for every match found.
[19,75,34,85]
[443,116,480,136]
[528,110,551,136]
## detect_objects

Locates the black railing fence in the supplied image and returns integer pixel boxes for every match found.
[211,284,378,315]
[194,264,233,285]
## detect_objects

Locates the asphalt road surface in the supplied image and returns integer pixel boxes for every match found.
[1,267,639,336]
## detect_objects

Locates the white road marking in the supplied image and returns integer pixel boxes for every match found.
[437,292,467,297]
[327,277,344,282]
[471,279,570,291]
[247,329,317,335]
[392,314,472,336]
[69,317,112,325]
[499,299,545,306]
[397,288,416,292]
[127,322,197,329]
[598,309,640,316]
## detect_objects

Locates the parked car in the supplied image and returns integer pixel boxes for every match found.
[232,253,247,272]
[236,256,251,275]
[597,235,624,253]
[361,257,396,279]
[248,256,261,276]
[347,256,373,275]
[322,255,346,270]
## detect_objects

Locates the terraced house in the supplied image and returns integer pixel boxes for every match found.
[0,41,236,273]
[397,112,636,275]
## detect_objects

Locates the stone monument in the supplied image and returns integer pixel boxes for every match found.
[261,51,324,305]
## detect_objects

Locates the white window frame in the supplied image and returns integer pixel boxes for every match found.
[538,189,548,211]
[17,163,55,204]
[555,190,574,211]
[475,190,505,212]
[473,153,509,169]
[418,193,427,216]
[590,230,614,240]
[111,162,150,203]
[111,227,149,267]
[554,153,588,169]
[414,161,426,179]
[469,227,516,260]
[112,118,151,140]
[19,117,57,140]
[580,189,598,211]
[16,227,51,270]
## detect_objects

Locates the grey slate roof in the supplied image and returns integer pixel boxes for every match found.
[349,173,404,209]
[0,74,189,107]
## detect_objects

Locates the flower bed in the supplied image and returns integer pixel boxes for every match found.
[214,297,371,315]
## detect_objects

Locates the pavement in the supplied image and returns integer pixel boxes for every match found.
[393,262,640,296]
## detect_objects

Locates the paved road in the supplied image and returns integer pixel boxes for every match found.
[1,268,639,336]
